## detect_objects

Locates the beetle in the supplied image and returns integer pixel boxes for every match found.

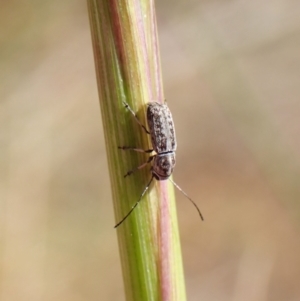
[115,101,203,228]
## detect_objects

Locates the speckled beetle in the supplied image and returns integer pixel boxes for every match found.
[115,101,204,228]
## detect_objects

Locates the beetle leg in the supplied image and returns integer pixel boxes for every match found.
[122,101,150,134]
[118,146,153,153]
[123,155,154,178]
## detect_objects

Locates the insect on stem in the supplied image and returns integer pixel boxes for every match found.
[115,101,204,228]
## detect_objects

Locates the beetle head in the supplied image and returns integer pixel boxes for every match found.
[152,153,176,180]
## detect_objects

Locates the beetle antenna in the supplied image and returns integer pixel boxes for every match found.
[114,176,155,228]
[169,178,204,221]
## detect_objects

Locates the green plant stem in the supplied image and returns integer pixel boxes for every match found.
[87,1,186,300]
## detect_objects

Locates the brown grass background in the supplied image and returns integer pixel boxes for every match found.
[1,0,300,300]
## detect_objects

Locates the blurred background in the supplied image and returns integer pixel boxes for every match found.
[1,0,300,300]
